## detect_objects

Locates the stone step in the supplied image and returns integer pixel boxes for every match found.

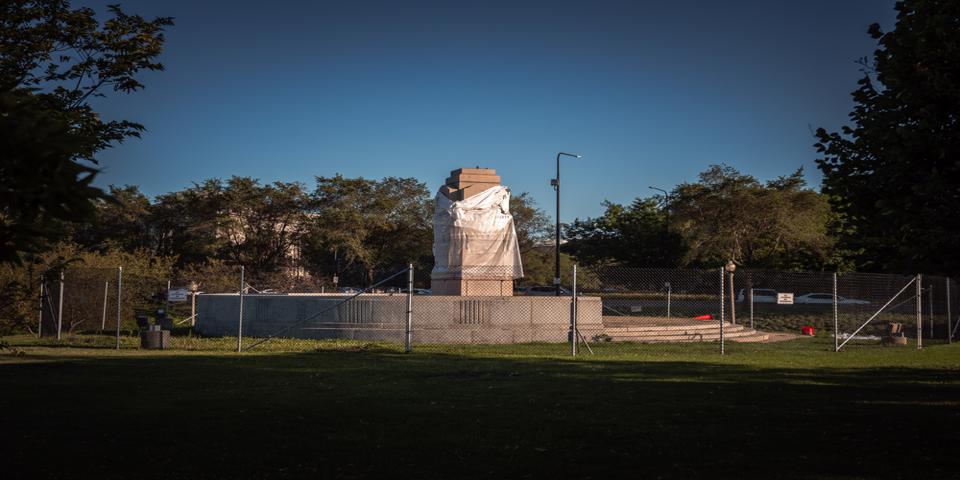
[605,333,757,342]
[603,331,770,343]
[728,333,771,343]
[603,327,767,343]
[603,323,744,334]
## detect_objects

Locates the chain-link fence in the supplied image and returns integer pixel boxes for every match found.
[38,268,119,339]
[12,263,959,355]
[233,266,412,352]
[31,265,237,348]
[582,267,732,353]
[405,264,606,356]
[921,275,956,344]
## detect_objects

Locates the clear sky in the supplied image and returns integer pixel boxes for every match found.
[80,0,897,222]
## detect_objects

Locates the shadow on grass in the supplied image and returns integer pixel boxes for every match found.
[2,346,959,479]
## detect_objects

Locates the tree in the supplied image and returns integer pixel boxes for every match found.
[217,177,311,273]
[304,175,432,285]
[510,192,552,253]
[0,1,173,264]
[815,0,960,274]
[507,192,572,286]
[151,180,227,265]
[73,185,153,253]
[566,166,836,271]
[151,177,311,275]
[564,198,685,268]
[670,165,836,270]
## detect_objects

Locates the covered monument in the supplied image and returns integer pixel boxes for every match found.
[195,166,604,344]
[431,168,523,295]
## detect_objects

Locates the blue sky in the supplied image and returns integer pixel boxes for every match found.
[81,0,896,222]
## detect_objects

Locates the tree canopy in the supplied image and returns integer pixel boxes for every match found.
[815,0,960,274]
[564,198,684,268]
[0,0,173,264]
[303,175,433,285]
[565,165,838,271]
[672,166,836,270]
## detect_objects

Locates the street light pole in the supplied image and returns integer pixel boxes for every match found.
[553,152,581,296]
[649,186,670,232]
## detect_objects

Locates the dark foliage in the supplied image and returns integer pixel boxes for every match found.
[0,0,173,264]
[816,0,960,274]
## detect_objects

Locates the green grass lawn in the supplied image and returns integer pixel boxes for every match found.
[1,336,958,479]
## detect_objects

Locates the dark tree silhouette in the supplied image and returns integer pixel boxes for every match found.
[815,0,960,274]
[0,1,173,264]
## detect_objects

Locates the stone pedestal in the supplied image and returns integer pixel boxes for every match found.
[431,278,514,296]
[431,168,517,296]
[439,168,502,201]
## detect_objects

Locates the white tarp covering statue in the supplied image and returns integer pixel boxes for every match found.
[431,168,523,296]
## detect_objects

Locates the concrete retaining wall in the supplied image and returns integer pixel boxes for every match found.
[196,294,602,344]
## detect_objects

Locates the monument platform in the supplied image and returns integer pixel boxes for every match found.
[195,294,602,344]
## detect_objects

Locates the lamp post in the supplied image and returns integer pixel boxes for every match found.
[553,152,581,296]
[725,260,737,325]
[649,186,671,232]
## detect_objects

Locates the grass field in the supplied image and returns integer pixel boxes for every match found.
[2,336,959,479]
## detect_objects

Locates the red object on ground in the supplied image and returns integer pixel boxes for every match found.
[801,325,815,336]
[692,314,713,321]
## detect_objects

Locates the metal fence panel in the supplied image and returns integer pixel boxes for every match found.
[19,264,959,355]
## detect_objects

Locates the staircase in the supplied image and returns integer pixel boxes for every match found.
[602,317,769,343]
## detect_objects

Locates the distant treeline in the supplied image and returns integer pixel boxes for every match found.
[36,164,844,285]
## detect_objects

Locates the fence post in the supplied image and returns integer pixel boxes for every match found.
[928,283,934,339]
[37,275,44,338]
[405,263,413,353]
[571,264,578,357]
[833,273,839,352]
[101,281,109,331]
[115,266,122,350]
[666,281,671,319]
[237,266,244,353]
[719,267,725,355]
[749,287,754,330]
[916,274,922,349]
[191,289,197,327]
[728,271,736,325]
[947,277,952,344]
[56,270,64,340]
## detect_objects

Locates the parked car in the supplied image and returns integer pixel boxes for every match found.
[736,288,779,303]
[794,293,870,305]
[400,288,432,295]
[523,285,580,296]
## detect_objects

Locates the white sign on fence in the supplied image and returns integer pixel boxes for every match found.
[167,288,190,302]
[777,293,794,305]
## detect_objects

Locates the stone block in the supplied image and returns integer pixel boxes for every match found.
[446,183,500,201]
[441,167,502,201]
[451,167,496,176]
[445,174,501,186]
[431,278,513,296]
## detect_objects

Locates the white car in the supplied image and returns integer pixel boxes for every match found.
[794,293,870,305]
[400,288,432,295]
[736,288,778,303]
